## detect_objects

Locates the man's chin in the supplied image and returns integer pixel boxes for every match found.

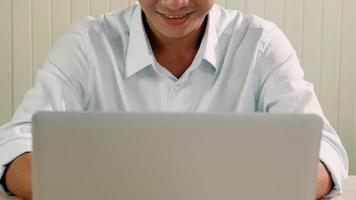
[159,30,191,39]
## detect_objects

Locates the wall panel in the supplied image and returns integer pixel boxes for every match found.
[283,0,304,60]
[0,0,12,125]
[90,0,109,19]
[12,0,32,109]
[302,0,322,97]
[32,0,51,84]
[215,0,226,7]
[264,0,284,30]
[320,0,342,131]
[338,0,356,175]
[71,0,89,24]
[110,0,130,11]
[226,0,245,11]
[246,0,265,17]
[52,0,71,44]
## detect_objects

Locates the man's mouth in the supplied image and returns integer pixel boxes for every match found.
[163,13,190,19]
[156,10,194,25]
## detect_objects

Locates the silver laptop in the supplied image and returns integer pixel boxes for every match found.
[32,112,322,200]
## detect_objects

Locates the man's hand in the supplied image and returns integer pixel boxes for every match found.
[315,161,333,199]
[4,152,32,200]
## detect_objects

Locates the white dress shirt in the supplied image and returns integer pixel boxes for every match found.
[0,3,348,197]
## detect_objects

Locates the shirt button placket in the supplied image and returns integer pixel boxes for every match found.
[173,85,180,92]
[167,84,181,111]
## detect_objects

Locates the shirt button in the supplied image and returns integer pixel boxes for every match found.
[173,85,180,92]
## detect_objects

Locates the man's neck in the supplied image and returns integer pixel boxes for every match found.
[142,14,207,78]
[143,14,207,57]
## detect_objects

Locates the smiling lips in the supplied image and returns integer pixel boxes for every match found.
[157,11,193,25]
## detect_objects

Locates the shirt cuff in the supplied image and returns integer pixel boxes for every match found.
[0,139,32,195]
[319,138,349,198]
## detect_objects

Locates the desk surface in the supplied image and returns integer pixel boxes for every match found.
[1,176,355,200]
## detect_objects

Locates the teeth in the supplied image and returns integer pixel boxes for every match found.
[165,14,186,19]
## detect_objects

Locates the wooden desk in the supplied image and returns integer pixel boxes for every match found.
[1,176,355,200]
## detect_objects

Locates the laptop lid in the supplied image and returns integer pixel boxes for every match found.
[32,112,322,200]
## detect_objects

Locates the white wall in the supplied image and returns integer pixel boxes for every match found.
[0,0,355,174]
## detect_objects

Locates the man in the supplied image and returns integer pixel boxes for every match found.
[0,0,348,200]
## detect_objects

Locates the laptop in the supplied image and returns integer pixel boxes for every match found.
[32,112,322,200]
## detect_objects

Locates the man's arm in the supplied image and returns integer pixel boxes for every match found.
[4,152,32,200]
[315,161,333,199]
[257,25,348,198]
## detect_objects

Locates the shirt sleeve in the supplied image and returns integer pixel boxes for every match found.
[0,22,91,194]
[257,26,349,198]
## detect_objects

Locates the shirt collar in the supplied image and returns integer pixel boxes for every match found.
[125,4,219,78]
[125,5,154,78]
[197,5,219,72]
